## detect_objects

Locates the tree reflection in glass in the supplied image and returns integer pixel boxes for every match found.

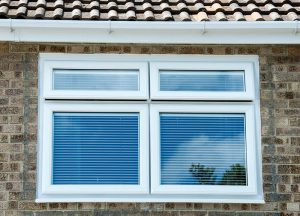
[160,113,247,185]
[189,163,246,185]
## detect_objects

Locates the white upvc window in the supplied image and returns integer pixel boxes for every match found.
[37,54,263,203]
[42,61,148,99]
[150,104,257,196]
[40,102,149,195]
[150,62,255,100]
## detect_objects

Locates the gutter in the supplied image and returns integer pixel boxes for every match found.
[0,19,299,44]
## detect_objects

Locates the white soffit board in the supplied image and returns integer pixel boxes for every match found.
[0,20,299,44]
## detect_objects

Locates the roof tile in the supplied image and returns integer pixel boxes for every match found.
[108,9,118,20]
[161,10,173,20]
[251,11,264,20]
[233,11,246,20]
[71,8,81,19]
[160,2,171,11]
[247,3,261,12]
[16,5,26,17]
[34,7,45,18]
[192,11,209,20]
[89,1,99,9]
[90,8,99,19]
[215,11,228,20]
[0,0,10,7]
[126,10,136,20]
[36,0,46,8]
[53,7,63,19]
[270,11,283,20]
[0,0,298,21]
[287,11,300,20]
[0,5,8,16]
[194,2,205,11]
[144,10,155,20]
[18,0,27,7]
[177,2,189,12]
[54,0,63,9]
[179,11,191,20]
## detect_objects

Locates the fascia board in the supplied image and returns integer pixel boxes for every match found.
[0,19,299,44]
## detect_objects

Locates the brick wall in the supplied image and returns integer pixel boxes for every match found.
[0,42,299,215]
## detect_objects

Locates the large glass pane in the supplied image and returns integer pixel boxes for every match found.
[53,112,139,185]
[160,113,247,185]
[53,69,139,91]
[160,71,245,92]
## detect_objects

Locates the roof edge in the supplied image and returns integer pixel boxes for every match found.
[0,19,299,44]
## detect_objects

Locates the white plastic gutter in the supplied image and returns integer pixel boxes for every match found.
[0,19,299,44]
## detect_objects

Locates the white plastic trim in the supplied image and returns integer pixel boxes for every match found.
[37,54,263,203]
[38,101,149,196]
[0,19,299,44]
[42,60,149,99]
[150,62,255,100]
[150,103,258,196]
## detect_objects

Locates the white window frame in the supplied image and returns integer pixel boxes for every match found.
[150,103,257,196]
[42,60,149,100]
[39,101,149,195]
[37,54,263,203]
[150,62,255,100]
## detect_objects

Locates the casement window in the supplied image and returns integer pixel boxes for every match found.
[37,54,263,203]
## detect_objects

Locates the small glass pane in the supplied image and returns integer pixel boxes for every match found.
[160,113,247,186]
[53,69,139,91]
[53,112,139,185]
[160,71,245,92]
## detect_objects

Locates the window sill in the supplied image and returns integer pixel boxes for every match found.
[36,195,265,203]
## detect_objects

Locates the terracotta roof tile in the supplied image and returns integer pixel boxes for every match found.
[0,0,298,21]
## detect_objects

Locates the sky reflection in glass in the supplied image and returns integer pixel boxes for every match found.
[160,113,247,185]
[160,71,245,92]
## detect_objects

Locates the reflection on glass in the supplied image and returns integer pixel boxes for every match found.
[160,71,245,92]
[53,112,139,185]
[189,163,246,185]
[160,113,247,186]
[53,69,139,91]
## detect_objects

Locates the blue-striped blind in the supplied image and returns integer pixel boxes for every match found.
[53,70,139,91]
[53,112,140,185]
[160,71,245,92]
[160,113,247,185]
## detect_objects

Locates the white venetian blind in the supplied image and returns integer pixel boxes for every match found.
[160,113,247,186]
[159,71,245,92]
[52,112,140,185]
[53,69,139,91]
